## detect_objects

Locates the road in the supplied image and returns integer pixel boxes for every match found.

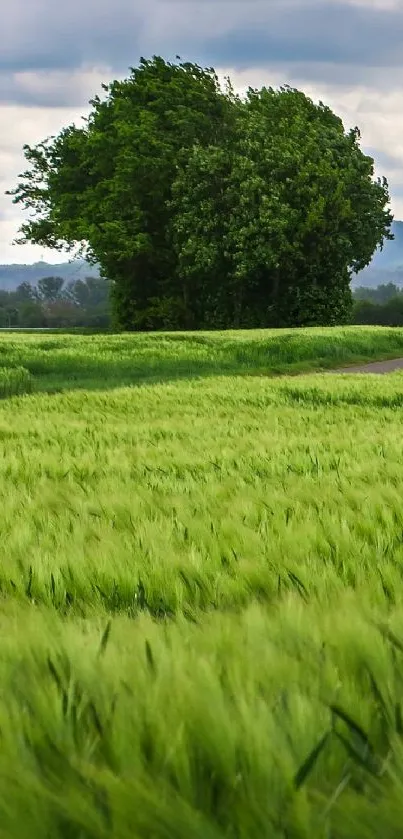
[333,358,403,374]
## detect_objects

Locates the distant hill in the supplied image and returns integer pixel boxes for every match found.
[0,260,99,291]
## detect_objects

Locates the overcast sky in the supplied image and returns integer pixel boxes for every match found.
[1,0,403,263]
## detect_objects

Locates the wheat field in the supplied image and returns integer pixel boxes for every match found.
[1,327,403,838]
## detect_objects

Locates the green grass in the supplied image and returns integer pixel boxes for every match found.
[2,327,403,837]
[2,325,403,393]
[0,365,32,398]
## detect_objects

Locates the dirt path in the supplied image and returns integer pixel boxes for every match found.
[333,357,403,375]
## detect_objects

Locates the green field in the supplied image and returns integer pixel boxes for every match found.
[2,326,403,837]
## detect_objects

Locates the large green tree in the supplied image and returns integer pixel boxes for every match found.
[170,86,393,327]
[8,56,235,330]
[7,59,392,329]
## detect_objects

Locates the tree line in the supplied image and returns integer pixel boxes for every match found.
[4,278,402,330]
[8,56,393,331]
[0,276,111,328]
[352,283,403,327]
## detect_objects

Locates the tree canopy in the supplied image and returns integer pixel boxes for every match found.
[7,56,393,330]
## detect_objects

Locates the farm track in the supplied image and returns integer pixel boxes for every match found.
[333,356,403,374]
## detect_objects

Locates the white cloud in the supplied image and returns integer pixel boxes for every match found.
[0,101,91,263]
[2,65,111,107]
[0,65,119,262]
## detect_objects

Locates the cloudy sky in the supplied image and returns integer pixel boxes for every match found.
[1,0,403,263]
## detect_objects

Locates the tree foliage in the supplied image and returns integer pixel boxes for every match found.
[7,57,393,330]
[353,295,403,327]
[352,283,403,326]
[354,282,402,305]
[171,87,392,327]
[37,276,64,302]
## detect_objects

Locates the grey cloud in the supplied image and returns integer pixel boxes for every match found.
[2,1,403,82]
[1,0,147,74]
[196,4,403,72]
